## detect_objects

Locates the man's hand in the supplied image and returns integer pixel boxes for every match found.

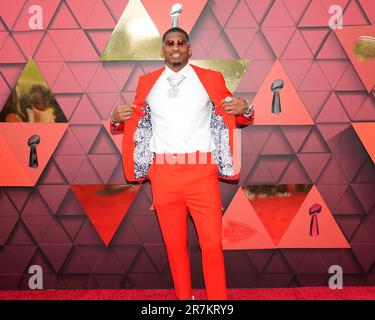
[221,97,249,115]
[111,104,136,122]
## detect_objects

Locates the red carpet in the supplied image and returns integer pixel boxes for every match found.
[0,287,374,300]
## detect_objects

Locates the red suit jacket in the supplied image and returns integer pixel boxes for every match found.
[111,64,254,182]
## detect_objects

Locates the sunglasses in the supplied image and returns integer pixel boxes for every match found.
[163,40,189,48]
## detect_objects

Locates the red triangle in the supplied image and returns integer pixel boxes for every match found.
[282,0,311,24]
[38,185,70,214]
[281,30,314,59]
[49,1,80,29]
[335,63,366,91]
[142,0,208,34]
[86,30,113,54]
[48,29,81,60]
[249,184,312,245]
[13,0,60,31]
[65,0,97,27]
[22,215,52,242]
[261,128,293,155]
[278,186,350,248]
[351,183,375,213]
[67,31,98,61]
[34,32,64,61]
[70,124,102,153]
[71,185,141,246]
[281,126,312,153]
[253,60,314,125]
[280,60,313,89]
[38,159,68,184]
[316,92,350,123]
[334,25,375,92]
[87,93,118,121]
[0,34,26,63]
[0,190,19,217]
[70,94,102,124]
[59,216,85,241]
[318,60,348,89]
[87,64,118,93]
[68,62,99,91]
[89,129,118,154]
[226,0,258,28]
[105,64,135,91]
[280,157,311,184]
[358,0,375,24]
[52,64,82,93]
[262,27,296,57]
[0,0,26,29]
[297,153,331,182]
[343,0,369,26]
[84,0,116,29]
[5,189,32,212]
[36,61,64,88]
[299,91,331,121]
[13,31,45,59]
[72,158,103,184]
[40,244,72,272]
[244,31,276,60]
[195,28,221,55]
[6,221,35,245]
[0,123,68,186]
[352,122,375,164]
[54,155,85,183]
[355,96,375,121]
[222,187,275,249]
[337,92,367,120]
[0,73,9,94]
[246,160,275,184]
[299,0,330,27]
[262,0,295,27]
[317,123,351,152]
[224,28,257,58]
[211,0,238,27]
[300,28,330,56]
[104,0,130,22]
[245,0,274,24]
[299,62,331,91]
[0,31,8,49]
[317,31,347,60]
[263,156,293,182]
[87,154,120,183]
[55,127,85,155]
[0,217,18,245]
[334,185,365,214]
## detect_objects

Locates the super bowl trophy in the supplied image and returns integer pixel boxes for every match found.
[28,135,40,168]
[271,79,284,114]
[170,3,183,27]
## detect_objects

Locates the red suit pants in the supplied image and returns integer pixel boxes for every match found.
[148,152,227,300]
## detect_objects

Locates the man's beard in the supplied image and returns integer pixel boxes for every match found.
[171,62,182,67]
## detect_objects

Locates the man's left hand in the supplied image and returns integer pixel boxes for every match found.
[221,97,248,115]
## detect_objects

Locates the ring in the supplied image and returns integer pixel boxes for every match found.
[225,96,232,103]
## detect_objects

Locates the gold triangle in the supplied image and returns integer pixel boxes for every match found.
[0,58,67,122]
[191,59,250,92]
[100,0,163,61]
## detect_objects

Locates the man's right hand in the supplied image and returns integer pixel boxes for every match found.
[111,104,136,122]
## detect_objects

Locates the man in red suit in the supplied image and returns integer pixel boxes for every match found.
[110,27,254,300]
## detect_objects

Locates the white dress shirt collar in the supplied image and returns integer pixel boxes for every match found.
[164,63,192,78]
